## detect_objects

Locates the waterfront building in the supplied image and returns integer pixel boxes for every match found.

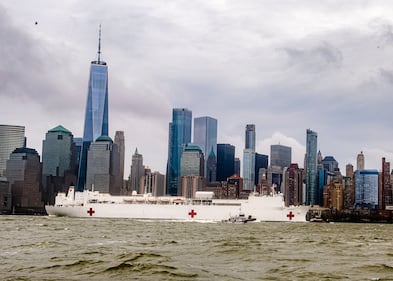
[77,26,109,190]
[267,165,283,192]
[243,124,256,191]
[193,116,217,177]
[270,144,291,169]
[166,108,192,195]
[216,144,235,182]
[284,163,303,206]
[306,129,318,205]
[0,177,11,213]
[323,182,344,211]
[357,151,365,170]
[380,158,392,210]
[140,168,165,196]
[343,176,355,209]
[5,147,43,213]
[41,125,76,204]
[243,149,255,191]
[129,148,144,193]
[354,170,378,209]
[226,174,243,199]
[85,135,119,194]
[0,125,25,176]
[255,153,268,186]
[180,175,204,198]
[206,148,217,183]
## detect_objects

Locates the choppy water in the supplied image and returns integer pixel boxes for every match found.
[1,216,393,281]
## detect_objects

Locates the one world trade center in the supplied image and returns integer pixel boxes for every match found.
[77,25,109,190]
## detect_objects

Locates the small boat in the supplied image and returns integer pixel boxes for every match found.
[224,213,257,224]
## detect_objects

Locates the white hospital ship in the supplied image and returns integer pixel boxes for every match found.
[45,187,310,222]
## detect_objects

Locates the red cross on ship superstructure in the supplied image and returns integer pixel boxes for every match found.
[188,209,197,218]
[87,208,95,216]
[287,211,295,220]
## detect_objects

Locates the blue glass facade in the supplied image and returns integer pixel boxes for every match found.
[306,129,318,205]
[245,124,255,150]
[355,170,379,209]
[255,153,268,185]
[77,55,109,190]
[166,108,192,195]
[243,149,255,191]
[216,144,235,181]
[193,116,217,177]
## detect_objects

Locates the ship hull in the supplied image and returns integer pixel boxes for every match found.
[45,191,310,222]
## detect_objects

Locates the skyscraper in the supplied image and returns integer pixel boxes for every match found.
[306,129,318,205]
[129,148,144,192]
[42,125,76,204]
[206,148,217,183]
[357,151,365,170]
[77,26,109,190]
[255,153,268,185]
[354,170,378,209]
[193,116,217,177]
[42,125,74,178]
[0,125,25,176]
[381,157,392,210]
[5,147,43,213]
[166,108,192,195]
[321,156,339,172]
[270,144,291,169]
[216,144,235,181]
[85,136,117,193]
[243,124,256,191]
[245,124,256,150]
[180,145,204,177]
[114,131,125,191]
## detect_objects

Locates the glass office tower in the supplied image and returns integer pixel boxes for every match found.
[0,125,25,176]
[77,26,109,190]
[355,169,379,209]
[193,116,217,178]
[306,129,318,205]
[243,124,256,191]
[166,108,192,195]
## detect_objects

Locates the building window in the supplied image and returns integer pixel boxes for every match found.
[58,135,63,140]
[3,196,8,207]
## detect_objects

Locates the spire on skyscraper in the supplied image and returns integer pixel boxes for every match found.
[97,24,102,63]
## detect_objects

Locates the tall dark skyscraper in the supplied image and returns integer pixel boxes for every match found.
[77,26,109,190]
[216,144,235,181]
[306,129,318,205]
[166,108,192,195]
[255,153,268,185]
[243,124,256,191]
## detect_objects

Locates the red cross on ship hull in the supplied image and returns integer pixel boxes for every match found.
[188,209,197,218]
[287,211,295,221]
[87,207,95,216]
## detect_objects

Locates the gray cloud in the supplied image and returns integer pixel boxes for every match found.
[2,1,393,173]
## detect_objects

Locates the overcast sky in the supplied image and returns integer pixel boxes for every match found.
[2,1,393,176]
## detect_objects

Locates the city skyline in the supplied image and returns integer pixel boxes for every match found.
[3,1,393,174]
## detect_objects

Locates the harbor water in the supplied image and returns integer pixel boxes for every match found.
[1,216,393,280]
